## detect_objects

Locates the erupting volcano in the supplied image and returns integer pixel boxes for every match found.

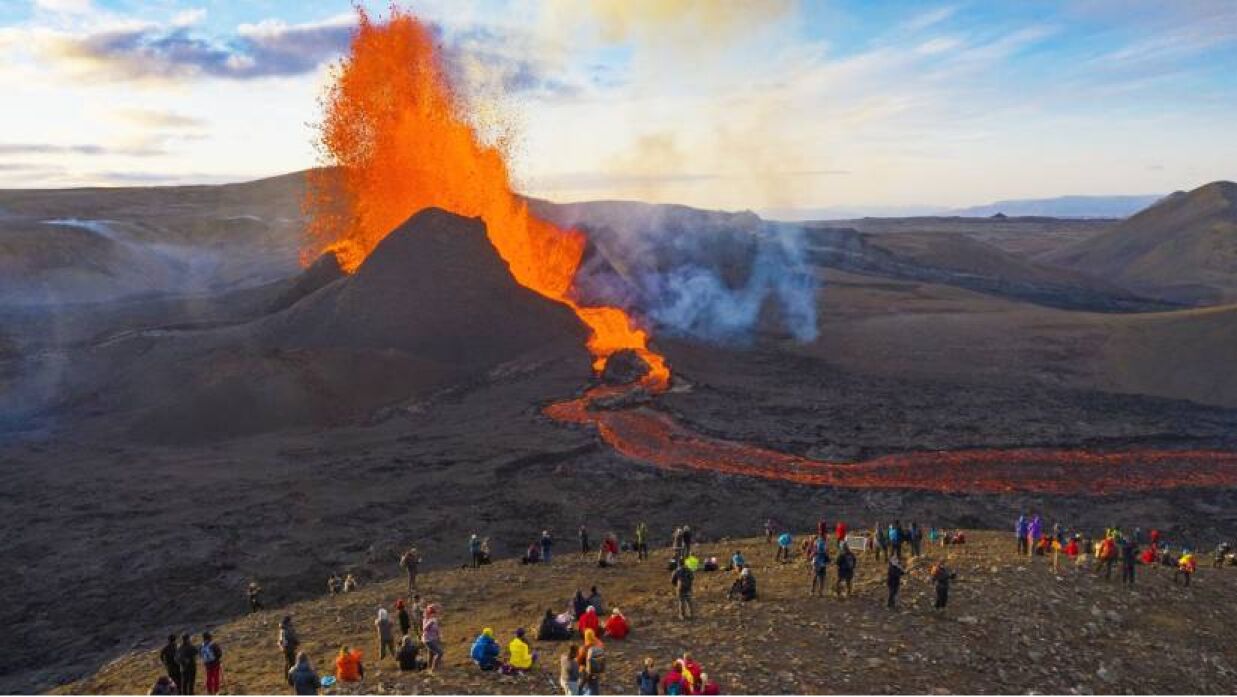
[304,6,667,387]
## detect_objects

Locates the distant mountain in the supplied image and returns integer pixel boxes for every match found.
[759,204,947,221]
[1046,181,1237,304]
[949,194,1164,218]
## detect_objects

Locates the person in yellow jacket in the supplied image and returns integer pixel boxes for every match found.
[1175,551,1197,587]
[507,628,535,671]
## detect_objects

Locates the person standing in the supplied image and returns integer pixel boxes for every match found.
[160,635,181,692]
[636,657,660,695]
[1027,515,1043,559]
[396,599,411,638]
[671,558,695,620]
[560,646,581,696]
[776,532,793,563]
[1016,514,1028,556]
[886,558,905,609]
[874,523,887,561]
[681,526,693,557]
[288,652,320,695]
[376,608,396,661]
[579,525,590,556]
[469,534,483,568]
[541,530,554,564]
[810,536,831,596]
[635,522,649,561]
[247,582,263,613]
[835,520,848,548]
[764,518,775,544]
[278,616,300,684]
[910,522,923,557]
[1120,538,1139,586]
[200,632,223,695]
[422,605,444,673]
[399,547,421,591]
[835,542,857,598]
[931,563,956,611]
[889,521,904,559]
[176,634,198,696]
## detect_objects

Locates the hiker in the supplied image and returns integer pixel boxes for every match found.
[397,635,420,671]
[376,608,396,660]
[662,660,688,695]
[409,595,425,636]
[581,629,606,695]
[538,609,573,641]
[578,605,601,638]
[671,556,695,619]
[730,549,747,571]
[889,521,904,559]
[1027,515,1042,558]
[149,675,178,696]
[681,653,703,684]
[681,525,694,556]
[874,523,887,561]
[835,520,848,547]
[541,530,554,564]
[278,616,300,683]
[1016,514,1029,555]
[288,652,320,695]
[728,567,757,601]
[635,522,649,560]
[931,562,957,611]
[399,548,421,591]
[886,557,905,609]
[811,536,831,596]
[247,582,263,613]
[523,542,543,565]
[598,534,619,567]
[200,632,223,695]
[1120,538,1139,586]
[1175,550,1197,586]
[560,646,581,695]
[176,634,198,696]
[604,608,630,639]
[571,590,590,619]
[579,525,591,555]
[1214,542,1231,569]
[342,574,358,593]
[422,604,444,672]
[672,527,685,558]
[817,516,829,541]
[470,628,500,671]
[507,628,535,672]
[469,534,483,568]
[334,646,364,683]
[160,635,181,692]
[1097,535,1117,580]
[836,541,857,597]
[586,585,606,614]
[636,657,660,696]
[396,599,412,637]
[910,522,923,557]
[776,531,793,562]
[698,673,721,695]
[327,574,343,595]
[764,518,775,543]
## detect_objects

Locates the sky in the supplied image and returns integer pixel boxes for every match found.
[0,0,1234,211]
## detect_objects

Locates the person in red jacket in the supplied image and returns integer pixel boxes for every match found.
[698,672,721,695]
[681,652,702,684]
[603,608,629,639]
[662,661,687,695]
[835,521,847,547]
[577,605,600,638]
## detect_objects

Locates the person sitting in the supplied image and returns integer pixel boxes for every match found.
[479,538,493,565]
[288,652,320,695]
[470,628,501,670]
[698,672,721,695]
[571,590,589,619]
[603,608,630,639]
[728,567,757,601]
[148,676,178,695]
[702,557,719,572]
[396,635,420,671]
[537,609,572,641]
[335,646,364,683]
[505,628,535,672]
[577,605,600,638]
[522,543,542,565]
[586,586,606,614]
[730,550,746,571]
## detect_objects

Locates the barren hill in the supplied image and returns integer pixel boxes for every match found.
[60,531,1237,695]
[1047,181,1237,304]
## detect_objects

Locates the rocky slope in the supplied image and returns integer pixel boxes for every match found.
[60,531,1237,695]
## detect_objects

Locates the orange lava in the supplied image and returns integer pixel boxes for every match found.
[548,387,1237,495]
[303,6,668,386]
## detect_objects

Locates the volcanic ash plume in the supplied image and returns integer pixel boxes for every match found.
[303,6,667,387]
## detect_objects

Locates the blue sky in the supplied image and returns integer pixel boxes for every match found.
[0,0,1234,210]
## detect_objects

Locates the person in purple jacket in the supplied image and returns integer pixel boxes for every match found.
[1027,515,1043,558]
[1016,515,1029,556]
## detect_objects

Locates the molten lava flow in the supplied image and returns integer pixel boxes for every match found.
[303,6,668,388]
[548,390,1237,495]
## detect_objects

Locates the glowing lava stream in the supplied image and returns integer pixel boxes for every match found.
[547,392,1237,495]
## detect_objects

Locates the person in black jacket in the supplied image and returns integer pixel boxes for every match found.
[176,634,198,695]
[886,558,905,609]
[287,652,320,695]
[931,562,957,610]
[160,635,181,692]
[396,635,420,671]
[835,542,857,598]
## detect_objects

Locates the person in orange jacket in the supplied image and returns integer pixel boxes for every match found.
[335,646,364,682]
[603,608,629,640]
[577,605,600,638]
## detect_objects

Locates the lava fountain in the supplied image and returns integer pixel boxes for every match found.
[303,6,667,387]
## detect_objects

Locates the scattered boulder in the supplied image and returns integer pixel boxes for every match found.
[601,349,652,385]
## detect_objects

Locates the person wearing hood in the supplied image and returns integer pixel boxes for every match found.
[577,605,601,637]
[160,635,181,692]
[835,542,857,597]
[287,652,319,695]
[149,676,178,696]
[334,646,364,682]
[662,660,688,696]
[396,634,421,671]
[470,628,500,670]
[886,557,906,609]
[375,608,396,660]
[278,616,300,685]
[422,604,444,673]
[507,628,535,671]
[176,634,198,696]
[603,608,630,639]
[811,536,831,596]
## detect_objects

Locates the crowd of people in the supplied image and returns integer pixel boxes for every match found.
[144,517,1231,695]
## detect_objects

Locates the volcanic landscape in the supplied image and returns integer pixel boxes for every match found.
[4,10,1237,696]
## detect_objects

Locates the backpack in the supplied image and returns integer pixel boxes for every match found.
[200,643,221,664]
[666,679,683,696]
[587,646,606,674]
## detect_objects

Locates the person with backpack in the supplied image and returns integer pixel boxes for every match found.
[889,521,904,559]
[886,557,905,609]
[662,660,688,696]
[671,558,695,620]
[397,635,421,671]
[560,646,581,695]
[581,629,605,695]
[200,632,223,695]
[811,536,831,596]
[160,635,181,692]
[835,541,857,597]
[930,563,957,611]
[176,634,198,696]
[287,652,320,695]
[399,548,421,591]
[635,657,660,695]
[541,530,554,564]
[775,532,793,562]
[375,608,396,661]
[278,616,300,685]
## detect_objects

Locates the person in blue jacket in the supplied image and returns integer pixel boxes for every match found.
[470,628,500,671]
